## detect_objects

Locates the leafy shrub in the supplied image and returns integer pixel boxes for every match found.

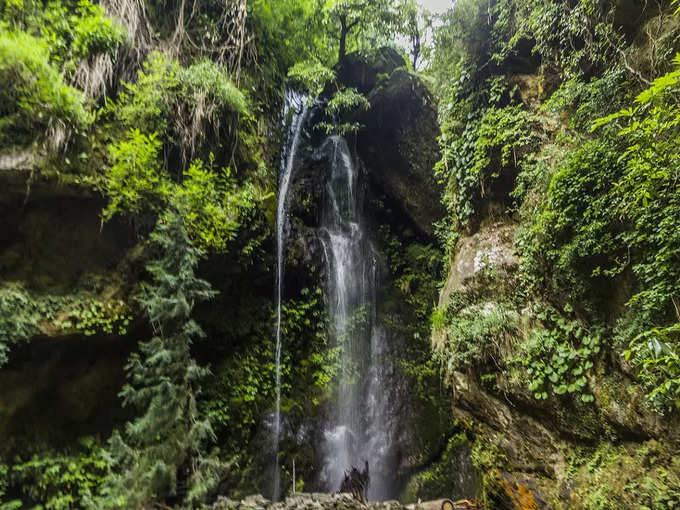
[174,158,257,251]
[500,0,622,78]
[318,87,370,134]
[436,103,536,227]
[287,60,335,98]
[41,0,124,68]
[0,285,40,364]
[115,52,249,162]
[591,54,680,412]
[115,53,180,140]
[438,301,520,375]
[3,437,107,510]
[95,212,228,508]
[515,139,626,320]
[102,129,166,221]
[102,129,258,251]
[0,28,88,146]
[542,69,631,131]
[516,306,601,402]
[53,299,132,336]
[182,59,248,115]
[0,285,134,366]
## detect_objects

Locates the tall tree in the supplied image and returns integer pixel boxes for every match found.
[327,0,394,63]
[398,0,433,69]
[94,209,227,509]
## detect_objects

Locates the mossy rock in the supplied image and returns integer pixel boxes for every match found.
[354,66,445,237]
[336,47,406,95]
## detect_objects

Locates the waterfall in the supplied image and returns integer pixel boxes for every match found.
[319,136,394,500]
[273,91,308,501]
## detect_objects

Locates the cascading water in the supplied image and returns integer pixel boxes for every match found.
[273,91,309,501]
[318,135,395,500]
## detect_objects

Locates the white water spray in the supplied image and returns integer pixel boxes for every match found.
[273,92,309,501]
[318,136,394,500]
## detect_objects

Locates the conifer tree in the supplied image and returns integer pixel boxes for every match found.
[94,209,227,509]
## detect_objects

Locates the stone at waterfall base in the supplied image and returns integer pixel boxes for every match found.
[209,493,403,510]
[208,494,481,510]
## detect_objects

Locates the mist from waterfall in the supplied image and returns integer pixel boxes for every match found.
[273,91,309,502]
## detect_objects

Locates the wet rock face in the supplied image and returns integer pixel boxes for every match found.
[210,493,404,510]
[358,68,444,238]
[439,222,518,306]
[0,169,142,456]
[334,50,445,238]
[0,333,137,457]
[433,221,518,350]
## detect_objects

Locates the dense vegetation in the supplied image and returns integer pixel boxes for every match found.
[1,0,680,508]
[427,0,680,506]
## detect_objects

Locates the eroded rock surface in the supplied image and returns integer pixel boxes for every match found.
[333,49,445,237]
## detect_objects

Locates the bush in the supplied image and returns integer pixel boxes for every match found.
[438,301,520,375]
[0,28,89,147]
[102,129,167,221]
[3,438,107,510]
[115,52,249,163]
[102,129,259,252]
[515,140,627,320]
[596,54,680,413]
[41,0,124,67]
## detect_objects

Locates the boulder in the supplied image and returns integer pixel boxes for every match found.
[353,65,445,237]
[336,47,406,95]
[433,222,518,350]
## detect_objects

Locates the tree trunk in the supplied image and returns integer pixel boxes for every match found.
[339,15,348,63]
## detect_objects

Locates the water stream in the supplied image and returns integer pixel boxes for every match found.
[318,136,394,500]
[273,92,308,501]
[273,107,396,501]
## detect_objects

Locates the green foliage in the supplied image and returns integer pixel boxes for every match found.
[101,129,167,221]
[53,299,132,336]
[515,139,626,318]
[2,438,107,510]
[100,51,263,253]
[436,100,536,228]
[401,432,474,502]
[114,52,249,161]
[624,326,680,414]
[588,54,680,413]
[567,441,680,509]
[0,27,89,146]
[177,160,257,252]
[181,59,248,116]
[1,0,124,73]
[40,0,124,71]
[516,306,601,402]
[203,287,335,495]
[94,212,228,509]
[501,0,622,78]
[0,286,130,366]
[327,87,369,113]
[318,87,370,135]
[543,69,631,131]
[101,129,257,251]
[0,285,39,363]
[438,301,520,375]
[287,60,335,99]
[326,0,401,60]
[248,0,330,90]
[114,53,181,140]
